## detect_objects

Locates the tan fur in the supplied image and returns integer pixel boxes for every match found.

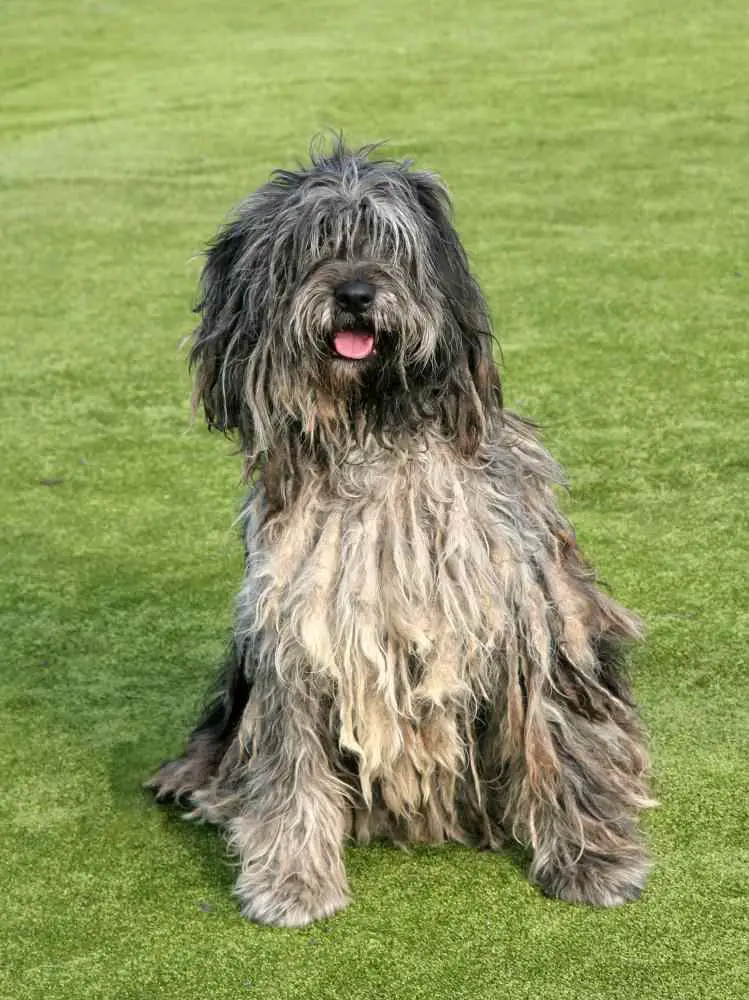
[150,412,652,926]
[170,414,650,923]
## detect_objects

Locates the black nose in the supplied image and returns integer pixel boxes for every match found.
[334,279,376,313]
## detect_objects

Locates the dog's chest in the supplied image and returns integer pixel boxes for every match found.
[245,445,522,679]
[241,443,533,826]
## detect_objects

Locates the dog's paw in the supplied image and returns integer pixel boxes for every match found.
[145,733,227,804]
[235,872,349,928]
[144,756,205,804]
[533,851,649,907]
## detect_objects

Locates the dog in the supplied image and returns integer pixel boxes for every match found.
[148,140,652,927]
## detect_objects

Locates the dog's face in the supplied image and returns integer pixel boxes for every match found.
[191,142,501,458]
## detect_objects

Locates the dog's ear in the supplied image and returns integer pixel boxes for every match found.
[447,332,502,455]
[190,215,259,439]
[408,170,503,452]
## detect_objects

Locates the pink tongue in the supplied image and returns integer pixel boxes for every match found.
[333,330,375,359]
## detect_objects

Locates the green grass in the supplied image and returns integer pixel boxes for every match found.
[1,1,747,997]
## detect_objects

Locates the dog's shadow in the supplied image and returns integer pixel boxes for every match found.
[108,739,236,898]
[110,737,533,911]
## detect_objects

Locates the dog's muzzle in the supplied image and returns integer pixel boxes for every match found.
[331,280,377,360]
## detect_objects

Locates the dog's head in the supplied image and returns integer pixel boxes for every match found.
[191,140,502,460]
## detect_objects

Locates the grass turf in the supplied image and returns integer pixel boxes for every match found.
[1,1,747,997]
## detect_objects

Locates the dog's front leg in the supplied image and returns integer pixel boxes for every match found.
[496,647,653,906]
[498,641,652,907]
[525,704,651,907]
[228,671,350,928]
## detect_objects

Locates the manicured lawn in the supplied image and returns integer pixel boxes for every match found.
[1,1,746,997]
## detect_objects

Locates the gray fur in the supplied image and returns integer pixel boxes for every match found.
[147,140,652,927]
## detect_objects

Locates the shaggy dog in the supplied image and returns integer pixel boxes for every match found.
[148,140,652,927]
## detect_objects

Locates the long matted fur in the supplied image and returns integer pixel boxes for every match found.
[148,140,653,927]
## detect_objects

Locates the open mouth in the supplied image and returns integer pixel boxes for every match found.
[332,329,376,360]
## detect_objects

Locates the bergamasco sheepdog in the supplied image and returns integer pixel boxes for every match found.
[148,139,652,927]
